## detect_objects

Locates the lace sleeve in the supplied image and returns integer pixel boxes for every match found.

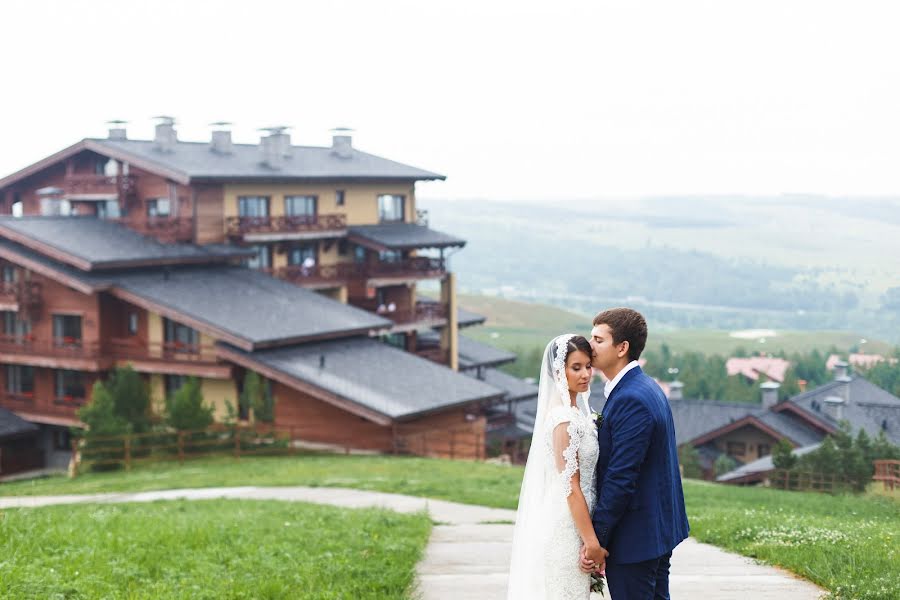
[547,407,583,498]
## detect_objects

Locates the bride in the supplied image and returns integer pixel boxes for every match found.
[507,334,605,599]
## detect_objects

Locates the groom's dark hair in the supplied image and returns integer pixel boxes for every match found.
[593,308,647,361]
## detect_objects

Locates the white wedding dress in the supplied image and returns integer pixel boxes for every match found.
[507,335,600,600]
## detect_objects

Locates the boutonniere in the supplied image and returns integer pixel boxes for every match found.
[591,410,603,429]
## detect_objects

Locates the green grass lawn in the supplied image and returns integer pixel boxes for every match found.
[0,499,430,600]
[3,455,898,599]
[0,454,524,509]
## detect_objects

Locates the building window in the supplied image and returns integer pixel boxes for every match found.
[146,198,171,217]
[165,374,188,397]
[128,312,139,335]
[94,159,107,175]
[1,311,31,341]
[381,333,405,349]
[53,428,71,451]
[757,444,771,457]
[287,245,316,266]
[379,250,402,263]
[6,365,34,397]
[353,246,367,264]
[55,370,86,403]
[726,441,747,457]
[2,266,17,283]
[245,244,271,270]
[335,190,345,207]
[96,200,122,219]
[238,196,269,218]
[377,195,405,222]
[284,195,317,219]
[53,314,83,347]
[163,317,199,352]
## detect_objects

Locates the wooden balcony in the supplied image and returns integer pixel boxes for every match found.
[381,301,449,327]
[415,347,450,365]
[64,173,136,198]
[114,217,194,243]
[226,214,347,241]
[0,335,107,371]
[272,263,362,288]
[366,257,446,281]
[0,281,43,318]
[108,338,231,378]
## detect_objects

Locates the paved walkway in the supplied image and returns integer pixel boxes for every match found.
[0,487,825,599]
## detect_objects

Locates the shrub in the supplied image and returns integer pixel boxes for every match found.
[165,377,214,431]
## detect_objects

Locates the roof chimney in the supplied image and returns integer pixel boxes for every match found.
[210,122,234,154]
[259,126,291,170]
[823,395,845,422]
[668,381,683,401]
[331,127,354,159]
[833,360,850,381]
[761,381,780,410]
[107,120,128,141]
[153,116,177,153]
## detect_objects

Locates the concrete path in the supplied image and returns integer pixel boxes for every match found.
[0,487,825,599]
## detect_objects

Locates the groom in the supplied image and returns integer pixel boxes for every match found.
[580,308,689,599]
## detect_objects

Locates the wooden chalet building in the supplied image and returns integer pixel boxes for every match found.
[0,120,533,475]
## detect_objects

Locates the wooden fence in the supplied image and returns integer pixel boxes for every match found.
[768,469,860,494]
[71,423,485,476]
[873,459,900,490]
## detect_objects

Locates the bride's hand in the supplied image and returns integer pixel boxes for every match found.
[580,542,608,573]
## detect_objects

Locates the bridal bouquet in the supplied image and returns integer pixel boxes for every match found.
[590,571,605,595]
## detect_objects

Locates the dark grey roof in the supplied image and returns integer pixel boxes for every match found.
[348,223,465,250]
[457,337,517,370]
[457,306,487,328]
[0,407,39,440]
[466,368,537,402]
[109,266,391,348]
[0,217,248,271]
[757,411,825,446]
[91,138,445,182]
[661,399,758,446]
[226,338,503,420]
[787,376,900,445]
[717,443,821,482]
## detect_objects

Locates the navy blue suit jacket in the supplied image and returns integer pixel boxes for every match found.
[591,366,689,564]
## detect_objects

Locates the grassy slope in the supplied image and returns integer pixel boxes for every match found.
[458,293,893,356]
[0,499,431,600]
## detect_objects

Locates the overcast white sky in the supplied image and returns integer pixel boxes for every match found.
[1,0,898,200]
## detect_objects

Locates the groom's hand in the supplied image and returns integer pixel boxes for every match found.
[579,543,608,574]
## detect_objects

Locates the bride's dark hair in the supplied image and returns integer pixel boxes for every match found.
[566,335,592,363]
[547,335,593,377]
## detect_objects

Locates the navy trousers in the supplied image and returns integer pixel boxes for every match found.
[605,552,672,600]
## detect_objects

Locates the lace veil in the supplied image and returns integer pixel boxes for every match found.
[506,334,592,599]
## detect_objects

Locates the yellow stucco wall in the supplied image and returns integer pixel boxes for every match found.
[148,312,163,347]
[201,378,239,422]
[223,183,417,225]
[149,374,165,415]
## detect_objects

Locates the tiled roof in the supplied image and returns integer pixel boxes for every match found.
[0,216,250,271]
[457,337,517,370]
[0,407,39,440]
[90,138,445,182]
[222,338,504,421]
[717,443,822,482]
[726,357,791,382]
[348,223,465,250]
[465,368,537,402]
[108,266,392,348]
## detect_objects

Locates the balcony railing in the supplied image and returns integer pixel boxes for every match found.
[415,347,450,365]
[114,217,194,243]
[273,263,363,285]
[226,214,347,237]
[2,391,35,405]
[380,301,448,324]
[64,173,137,197]
[0,335,103,359]
[367,257,445,278]
[108,339,220,364]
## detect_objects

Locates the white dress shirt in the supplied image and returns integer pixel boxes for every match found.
[604,360,641,399]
